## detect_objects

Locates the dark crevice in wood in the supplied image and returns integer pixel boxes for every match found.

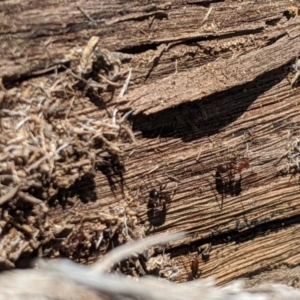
[160,213,300,261]
[265,18,282,27]
[186,0,225,7]
[131,63,290,143]
[118,43,158,54]
[264,33,286,47]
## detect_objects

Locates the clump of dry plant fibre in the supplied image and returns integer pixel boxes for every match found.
[0,36,134,269]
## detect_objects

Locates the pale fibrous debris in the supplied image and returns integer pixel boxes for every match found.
[291,57,300,88]
[287,6,298,18]
[0,36,134,269]
[0,232,300,300]
[146,253,181,280]
[283,138,300,172]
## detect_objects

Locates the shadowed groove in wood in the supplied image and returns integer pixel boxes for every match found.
[130,65,294,142]
[173,223,300,285]
[156,213,300,284]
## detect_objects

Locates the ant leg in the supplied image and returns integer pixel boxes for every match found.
[220,192,224,210]
[229,169,235,183]
[160,183,168,192]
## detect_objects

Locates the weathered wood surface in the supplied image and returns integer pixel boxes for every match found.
[172,217,300,285]
[2,0,300,287]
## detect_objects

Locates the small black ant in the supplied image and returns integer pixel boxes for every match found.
[148,185,171,211]
[146,184,174,228]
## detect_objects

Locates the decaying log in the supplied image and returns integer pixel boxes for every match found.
[1,0,300,292]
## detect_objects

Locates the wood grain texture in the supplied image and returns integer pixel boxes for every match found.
[114,29,300,114]
[2,0,300,287]
[170,221,300,285]
[71,76,300,243]
[0,0,297,81]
